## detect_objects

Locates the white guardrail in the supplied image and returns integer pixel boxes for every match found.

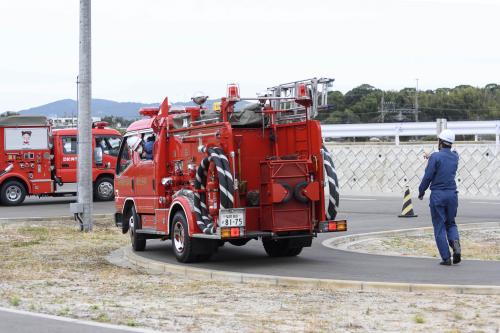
[321,119,500,147]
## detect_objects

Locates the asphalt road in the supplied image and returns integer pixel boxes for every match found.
[0,307,156,333]
[0,196,112,219]
[136,195,500,286]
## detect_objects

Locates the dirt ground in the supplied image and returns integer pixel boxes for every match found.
[349,226,500,261]
[0,220,499,333]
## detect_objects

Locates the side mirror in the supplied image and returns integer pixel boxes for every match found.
[94,147,103,166]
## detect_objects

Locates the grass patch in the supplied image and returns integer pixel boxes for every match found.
[9,296,20,307]
[125,319,138,327]
[94,312,111,323]
[414,314,425,324]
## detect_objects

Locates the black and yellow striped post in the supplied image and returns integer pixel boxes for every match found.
[398,186,418,218]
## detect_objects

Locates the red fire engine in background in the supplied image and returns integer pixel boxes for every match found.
[0,113,122,205]
[115,78,344,262]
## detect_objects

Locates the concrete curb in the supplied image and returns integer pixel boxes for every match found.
[323,221,500,261]
[120,246,500,295]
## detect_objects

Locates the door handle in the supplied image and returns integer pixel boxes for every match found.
[62,163,70,168]
[131,179,134,191]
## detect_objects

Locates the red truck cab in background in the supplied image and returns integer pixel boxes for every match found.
[0,113,122,205]
[114,80,345,263]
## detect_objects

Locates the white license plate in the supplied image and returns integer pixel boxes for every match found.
[219,208,245,227]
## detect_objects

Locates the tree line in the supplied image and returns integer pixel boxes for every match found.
[316,83,500,124]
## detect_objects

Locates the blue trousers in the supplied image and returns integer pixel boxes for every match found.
[429,190,460,261]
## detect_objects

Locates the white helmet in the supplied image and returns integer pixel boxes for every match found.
[438,129,455,144]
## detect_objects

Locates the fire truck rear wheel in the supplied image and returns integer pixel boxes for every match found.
[94,176,114,201]
[262,239,303,257]
[171,211,198,263]
[128,206,146,252]
[0,180,27,206]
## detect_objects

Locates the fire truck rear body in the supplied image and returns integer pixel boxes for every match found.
[115,79,345,262]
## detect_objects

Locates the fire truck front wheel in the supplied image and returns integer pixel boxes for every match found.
[126,206,146,251]
[0,180,27,206]
[94,176,114,201]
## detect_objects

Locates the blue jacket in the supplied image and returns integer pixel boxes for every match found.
[144,140,154,160]
[419,148,458,196]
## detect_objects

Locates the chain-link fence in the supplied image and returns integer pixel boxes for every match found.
[326,143,500,198]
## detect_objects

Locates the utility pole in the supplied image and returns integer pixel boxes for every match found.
[415,78,419,122]
[77,0,93,231]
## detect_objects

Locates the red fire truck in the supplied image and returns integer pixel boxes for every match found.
[0,113,122,205]
[114,78,344,262]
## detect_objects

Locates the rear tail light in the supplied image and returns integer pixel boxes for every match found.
[221,227,244,238]
[318,220,347,233]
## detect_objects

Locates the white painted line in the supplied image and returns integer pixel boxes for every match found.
[342,198,377,201]
[471,201,500,205]
[0,306,160,333]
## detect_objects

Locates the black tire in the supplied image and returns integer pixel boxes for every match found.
[262,239,303,257]
[286,246,303,256]
[322,145,339,220]
[127,205,146,251]
[171,211,198,263]
[279,183,293,203]
[0,180,26,206]
[93,176,114,201]
[293,181,309,204]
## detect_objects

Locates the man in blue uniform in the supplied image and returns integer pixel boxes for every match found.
[143,135,155,160]
[418,129,461,266]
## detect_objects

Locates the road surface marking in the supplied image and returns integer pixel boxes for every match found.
[471,202,500,205]
[342,198,377,201]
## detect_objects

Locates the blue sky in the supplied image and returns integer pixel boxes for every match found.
[0,0,499,111]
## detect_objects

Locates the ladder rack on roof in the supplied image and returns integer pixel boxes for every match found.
[266,77,335,118]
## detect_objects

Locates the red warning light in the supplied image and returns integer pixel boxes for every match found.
[296,83,309,99]
[227,83,240,101]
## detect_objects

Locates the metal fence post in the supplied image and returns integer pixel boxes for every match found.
[496,122,499,155]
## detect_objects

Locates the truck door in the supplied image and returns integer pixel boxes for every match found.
[115,135,135,205]
[55,135,78,183]
[133,132,156,219]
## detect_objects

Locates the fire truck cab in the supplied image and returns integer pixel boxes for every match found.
[0,113,121,205]
[115,79,345,263]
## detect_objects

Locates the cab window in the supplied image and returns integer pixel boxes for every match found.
[141,133,155,161]
[62,136,77,154]
[116,137,132,175]
[96,135,122,157]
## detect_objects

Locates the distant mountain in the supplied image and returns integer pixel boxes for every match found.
[19,98,249,119]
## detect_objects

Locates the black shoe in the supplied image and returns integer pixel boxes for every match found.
[440,259,452,266]
[451,240,461,264]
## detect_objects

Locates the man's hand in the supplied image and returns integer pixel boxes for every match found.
[418,193,424,200]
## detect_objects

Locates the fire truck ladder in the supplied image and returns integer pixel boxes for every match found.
[266,77,335,120]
